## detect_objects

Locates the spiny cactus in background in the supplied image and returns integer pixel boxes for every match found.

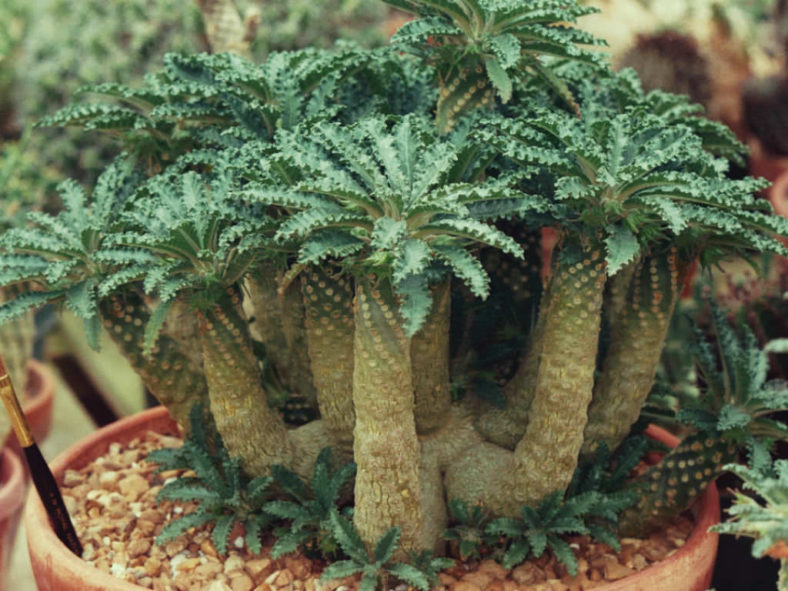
[712,458,788,589]
[384,0,607,130]
[196,0,260,56]
[6,0,392,204]
[617,31,711,108]
[618,303,788,535]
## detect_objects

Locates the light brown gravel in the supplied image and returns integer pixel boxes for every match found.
[61,430,693,591]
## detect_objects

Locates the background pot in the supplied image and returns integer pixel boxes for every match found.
[0,446,26,591]
[25,407,719,591]
[769,169,788,220]
[3,360,55,468]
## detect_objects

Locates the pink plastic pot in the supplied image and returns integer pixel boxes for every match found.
[0,446,26,591]
[25,407,720,590]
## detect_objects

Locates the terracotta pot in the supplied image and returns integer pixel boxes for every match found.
[0,445,26,591]
[769,170,788,220]
[26,407,178,591]
[3,360,56,460]
[617,424,720,591]
[748,137,788,185]
[25,407,720,591]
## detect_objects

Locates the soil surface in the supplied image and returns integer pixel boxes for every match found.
[60,430,694,591]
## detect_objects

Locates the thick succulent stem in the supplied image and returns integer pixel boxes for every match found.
[436,67,493,133]
[99,291,209,431]
[0,283,35,393]
[198,287,293,477]
[510,244,606,505]
[412,280,451,435]
[582,251,681,456]
[474,284,548,449]
[473,227,544,448]
[618,433,737,536]
[279,274,318,406]
[163,297,204,370]
[605,260,638,336]
[302,267,355,455]
[246,272,289,375]
[352,278,423,556]
[247,269,317,406]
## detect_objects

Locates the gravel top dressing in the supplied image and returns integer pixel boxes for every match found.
[60,430,694,591]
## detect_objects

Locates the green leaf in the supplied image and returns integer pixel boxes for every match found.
[393,239,431,283]
[212,514,236,555]
[395,274,433,337]
[143,299,174,357]
[271,464,310,503]
[82,313,103,352]
[271,530,313,558]
[329,510,368,564]
[486,517,522,537]
[717,404,752,432]
[245,516,265,554]
[433,245,489,298]
[484,57,513,103]
[264,500,312,522]
[604,224,641,276]
[502,540,531,569]
[372,216,408,251]
[65,281,97,321]
[587,524,621,552]
[359,573,379,591]
[387,563,430,590]
[156,510,214,545]
[320,560,365,582]
[548,535,578,576]
[373,527,401,564]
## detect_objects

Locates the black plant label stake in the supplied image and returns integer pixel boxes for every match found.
[0,355,83,556]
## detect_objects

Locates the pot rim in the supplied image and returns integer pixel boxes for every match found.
[0,446,26,521]
[26,407,719,590]
[3,360,56,456]
[22,360,55,417]
[769,169,788,219]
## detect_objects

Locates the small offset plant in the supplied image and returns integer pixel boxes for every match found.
[265,447,356,560]
[442,499,497,561]
[2,0,788,585]
[320,511,452,591]
[148,405,275,555]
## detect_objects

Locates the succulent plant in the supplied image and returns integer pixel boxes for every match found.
[2,0,787,580]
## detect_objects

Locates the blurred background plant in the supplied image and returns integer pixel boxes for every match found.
[0,0,402,426]
[582,0,788,154]
[0,0,396,209]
